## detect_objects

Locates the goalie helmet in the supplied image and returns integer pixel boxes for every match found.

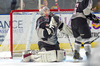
[39,6,50,16]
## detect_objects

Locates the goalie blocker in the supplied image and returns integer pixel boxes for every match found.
[22,50,66,62]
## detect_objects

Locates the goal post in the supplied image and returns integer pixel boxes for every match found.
[10,9,39,59]
[0,9,74,59]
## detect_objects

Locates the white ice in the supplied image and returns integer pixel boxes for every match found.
[0,49,92,66]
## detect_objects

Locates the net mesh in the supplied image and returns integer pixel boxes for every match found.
[0,9,74,58]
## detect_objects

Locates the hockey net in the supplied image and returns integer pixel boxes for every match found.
[0,9,74,59]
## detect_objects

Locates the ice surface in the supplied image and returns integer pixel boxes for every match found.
[0,49,90,66]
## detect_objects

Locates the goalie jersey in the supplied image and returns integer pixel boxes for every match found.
[35,13,58,45]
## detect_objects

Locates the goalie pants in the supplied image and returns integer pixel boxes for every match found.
[71,17,91,39]
[38,41,60,51]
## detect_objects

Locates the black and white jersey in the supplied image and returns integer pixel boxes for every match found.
[71,0,93,19]
[36,13,58,45]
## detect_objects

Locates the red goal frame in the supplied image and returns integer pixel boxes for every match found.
[10,9,74,59]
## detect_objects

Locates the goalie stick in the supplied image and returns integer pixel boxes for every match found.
[55,0,62,19]
[55,0,74,53]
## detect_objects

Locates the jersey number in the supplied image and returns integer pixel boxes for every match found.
[73,3,79,15]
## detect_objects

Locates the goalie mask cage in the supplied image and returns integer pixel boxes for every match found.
[0,9,74,59]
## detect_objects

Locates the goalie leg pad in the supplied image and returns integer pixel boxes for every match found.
[31,50,57,62]
[31,50,66,62]
[22,50,32,62]
[22,50,66,62]
[22,50,39,62]
[56,50,66,61]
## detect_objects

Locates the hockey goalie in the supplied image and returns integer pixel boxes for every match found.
[22,6,73,62]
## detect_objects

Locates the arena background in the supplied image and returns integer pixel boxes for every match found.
[0,0,99,14]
